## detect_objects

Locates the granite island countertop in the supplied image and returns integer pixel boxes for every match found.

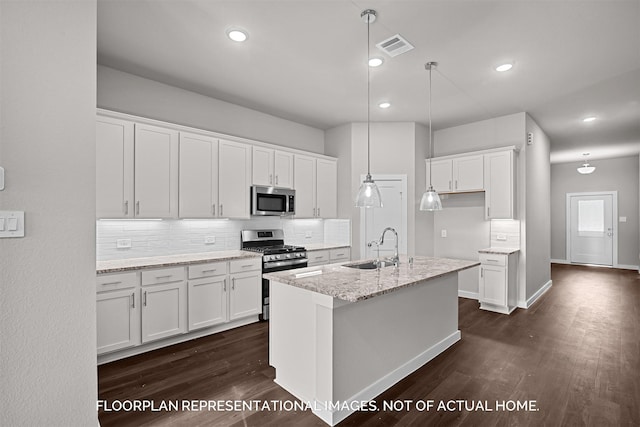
[478,247,520,255]
[263,255,479,303]
[97,250,261,274]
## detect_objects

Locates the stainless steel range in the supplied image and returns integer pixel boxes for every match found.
[241,229,307,320]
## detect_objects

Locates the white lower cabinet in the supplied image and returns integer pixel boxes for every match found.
[307,248,351,266]
[478,252,518,314]
[96,272,141,355]
[229,270,261,320]
[187,262,228,331]
[141,268,187,343]
[307,250,330,266]
[329,248,351,263]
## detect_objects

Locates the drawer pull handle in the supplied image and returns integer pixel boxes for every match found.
[486,259,500,262]
[155,275,172,279]
[241,264,254,268]
[335,253,344,257]
[201,269,217,273]
[100,280,122,286]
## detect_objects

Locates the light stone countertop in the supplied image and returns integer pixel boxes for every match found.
[303,243,351,252]
[263,255,479,303]
[97,250,261,274]
[478,247,520,255]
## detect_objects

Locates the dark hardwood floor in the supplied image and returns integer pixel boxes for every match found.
[98,264,640,426]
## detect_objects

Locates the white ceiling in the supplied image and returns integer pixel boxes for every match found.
[97,0,640,164]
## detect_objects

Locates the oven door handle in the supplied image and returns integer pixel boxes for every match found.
[263,258,308,271]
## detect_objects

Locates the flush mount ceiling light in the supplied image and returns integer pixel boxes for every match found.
[368,57,384,67]
[355,9,382,209]
[227,28,248,42]
[577,152,596,174]
[495,63,513,72]
[420,62,443,211]
[378,101,391,109]
[583,116,597,123]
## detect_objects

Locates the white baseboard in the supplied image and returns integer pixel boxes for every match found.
[312,331,461,426]
[518,280,552,309]
[458,290,479,300]
[616,264,640,271]
[552,258,638,271]
[551,258,570,264]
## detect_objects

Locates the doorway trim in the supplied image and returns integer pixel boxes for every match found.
[359,174,408,258]
[565,191,618,267]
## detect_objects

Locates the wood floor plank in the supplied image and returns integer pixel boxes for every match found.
[98,264,640,426]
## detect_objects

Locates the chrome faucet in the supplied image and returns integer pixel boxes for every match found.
[376,227,399,266]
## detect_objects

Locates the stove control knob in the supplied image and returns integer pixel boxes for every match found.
[286,254,292,258]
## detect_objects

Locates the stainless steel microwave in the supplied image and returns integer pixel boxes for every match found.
[251,186,295,216]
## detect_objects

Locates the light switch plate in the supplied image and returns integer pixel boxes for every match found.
[496,233,507,241]
[619,216,627,223]
[305,231,312,238]
[0,211,25,238]
[204,236,216,244]
[441,229,447,238]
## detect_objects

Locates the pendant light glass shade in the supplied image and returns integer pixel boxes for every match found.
[356,173,383,208]
[355,9,382,208]
[420,61,442,211]
[420,185,442,211]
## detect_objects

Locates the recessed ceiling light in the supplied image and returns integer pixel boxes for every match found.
[495,63,513,72]
[583,116,597,122]
[368,57,383,67]
[227,29,248,42]
[378,102,391,109]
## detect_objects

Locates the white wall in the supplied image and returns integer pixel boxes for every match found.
[550,155,639,268]
[325,123,353,220]
[0,2,98,425]
[98,65,325,154]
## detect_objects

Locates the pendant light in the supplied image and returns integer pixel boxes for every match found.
[355,9,382,208]
[577,152,596,174]
[420,62,443,211]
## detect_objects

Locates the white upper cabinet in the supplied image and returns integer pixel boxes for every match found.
[484,150,515,219]
[273,150,294,188]
[426,155,483,194]
[427,159,453,193]
[293,154,316,218]
[293,155,337,218]
[179,132,219,218]
[315,158,337,218]
[218,139,251,218]
[134,123,179,218]
[252,147,294,188]
[453,155,484,192]
[96,116,134,218]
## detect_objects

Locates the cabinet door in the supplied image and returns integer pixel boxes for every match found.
[426,159,453,193]
[134,124,179,218]
[274,151,294,188]
[229,271,261,321]
[188,276,227,331]
[479,265,507,306]
[293,154,316,218]
[218,140,251,218]
[179,132,219,218]
[97,288,140,354]
[484,151,514,219]
[307,250,330,266]
[141,281,187,343]
[96,116,134,218]
[315,158,337,218]
[252,146,274,186]
[453,155,484,192]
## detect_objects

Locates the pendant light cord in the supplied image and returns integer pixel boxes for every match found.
[428,63,433,186]
[366,13,371,177]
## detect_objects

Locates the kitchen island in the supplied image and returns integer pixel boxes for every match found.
[263,256,479,426]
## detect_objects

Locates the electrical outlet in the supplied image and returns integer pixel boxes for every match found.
[496,233,507,241]
[619,217,627,223]
[204,236,216,244]
[116,239,132,249]
[441,229,447,238]
[305,231,312,238]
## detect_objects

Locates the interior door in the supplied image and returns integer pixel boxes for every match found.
[569,193,614,266]
[363,178,406,260]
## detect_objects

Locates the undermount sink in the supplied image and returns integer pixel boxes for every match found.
[344,260,395,270]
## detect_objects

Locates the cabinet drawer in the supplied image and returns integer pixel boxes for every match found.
[479,254,507,267]
[141,266,186,286]
[329,248,350,261]
[96,272,139,292]
[308,250,329,265]
[229,257,262,273]
[188,261,227,279]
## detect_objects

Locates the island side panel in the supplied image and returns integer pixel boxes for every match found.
[332,273,460,403]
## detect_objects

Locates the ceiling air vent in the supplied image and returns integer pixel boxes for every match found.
[376,34,414,57]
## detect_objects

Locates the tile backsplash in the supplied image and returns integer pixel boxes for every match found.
[490,219,521,248]
[97,218,351,261]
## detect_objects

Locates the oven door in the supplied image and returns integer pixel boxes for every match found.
[261,259,308,320]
